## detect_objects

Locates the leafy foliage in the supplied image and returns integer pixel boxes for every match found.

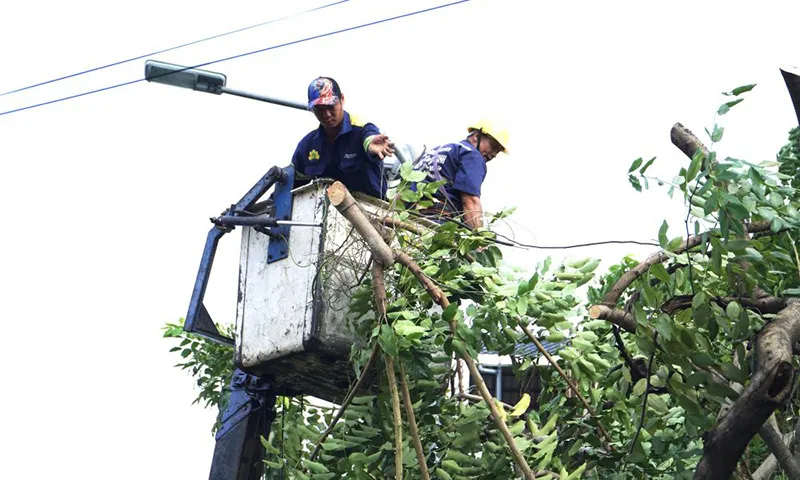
[166,84,800,478]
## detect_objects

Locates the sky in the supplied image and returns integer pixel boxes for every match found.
[1,0,798,478]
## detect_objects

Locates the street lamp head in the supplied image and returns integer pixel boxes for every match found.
[145,60,226,94]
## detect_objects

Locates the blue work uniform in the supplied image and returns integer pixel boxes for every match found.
[292,111,386,199]
[414,139,487,212]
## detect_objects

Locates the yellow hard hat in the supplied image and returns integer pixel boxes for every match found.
[468,119,510,154]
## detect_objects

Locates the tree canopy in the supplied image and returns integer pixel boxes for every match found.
[166,84,800,479]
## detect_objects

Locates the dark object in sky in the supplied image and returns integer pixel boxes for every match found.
[781,66,800,125]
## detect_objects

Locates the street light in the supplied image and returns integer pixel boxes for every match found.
[781,65,800,126]
[144,59,307,110]
[144,59,412,176]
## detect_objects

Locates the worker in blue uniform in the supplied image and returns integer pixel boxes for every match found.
[292,77,395,199]
[413,120,510,229]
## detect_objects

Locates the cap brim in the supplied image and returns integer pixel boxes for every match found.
[308,96,340,110]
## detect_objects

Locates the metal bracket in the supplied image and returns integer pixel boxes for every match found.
[184,166,291,343]
[267,166,294,264]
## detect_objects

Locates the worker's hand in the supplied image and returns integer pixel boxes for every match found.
[368,134,396,160]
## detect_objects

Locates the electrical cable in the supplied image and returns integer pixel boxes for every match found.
[0,0,350,98]
[0,0,472,117]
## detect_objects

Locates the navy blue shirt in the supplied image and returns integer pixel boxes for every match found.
[292,112,386,198]
[414,139,487,212]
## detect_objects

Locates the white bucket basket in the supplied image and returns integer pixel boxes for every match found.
[235,180,426,401]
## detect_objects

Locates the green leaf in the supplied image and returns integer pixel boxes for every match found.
[717,98,744,115]
[744,247,764,262]
[655,314,673,341]
[720,363,747,384]
[782,288,800,296]
[691,352,715,367]
[399,161,413,180]
[394,320,428,340]
[725,201,749,220]
[640,157,657,175]
[658,220,669,248]
[406,170,427,182]
[725,302,741,321]
[730,84,757,96]
[650,263,670,284]
[706,381,740,399]
[510,394,531,417]
[629,157,643,173]
[687,150,704,182]
[629,174,642,192]
[379,324,398,357]
[711,125,724,142]
[632,378,647,397]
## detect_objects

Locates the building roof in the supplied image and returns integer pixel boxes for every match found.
[481,339,565,358]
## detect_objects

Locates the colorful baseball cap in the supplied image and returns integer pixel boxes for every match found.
[307,77,342,110]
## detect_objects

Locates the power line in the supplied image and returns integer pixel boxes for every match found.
[0,0,350,98]
[0,0,472,118]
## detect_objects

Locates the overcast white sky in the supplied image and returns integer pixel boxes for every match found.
[1,1,798,478]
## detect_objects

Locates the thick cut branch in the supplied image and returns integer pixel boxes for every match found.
[694,299,800,479]
[671,122,710,161]
[328,181,395,266]
[588,305,636,333]
[327,182,535,479]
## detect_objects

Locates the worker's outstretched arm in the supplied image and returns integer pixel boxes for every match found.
[460,192,484,230]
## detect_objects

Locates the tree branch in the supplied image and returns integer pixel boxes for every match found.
[373,262,406,480]
[517,318,613,449]
[309,342,380,461]
[661,294,789,316]
[588,305,637,333]
[327,181,536,479]
[758,415,800,480]
[399,360,431,480]
[385,356,403,480]
[671,122,710,161]
[694,299,800,479]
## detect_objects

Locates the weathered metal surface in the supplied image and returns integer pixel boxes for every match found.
[185,166,286,344]
[235,180,399,402]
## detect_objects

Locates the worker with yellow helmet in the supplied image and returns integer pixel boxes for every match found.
[413,119,510,229]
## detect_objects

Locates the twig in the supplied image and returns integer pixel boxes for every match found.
[399,360,430,480]
[630,331,658,455]
[309,342,380,461]
[385,356,404,480]
[516,319,613,449]
[789,232,800,280]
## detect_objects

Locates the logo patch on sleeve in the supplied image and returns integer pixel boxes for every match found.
[308,149,320,162]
